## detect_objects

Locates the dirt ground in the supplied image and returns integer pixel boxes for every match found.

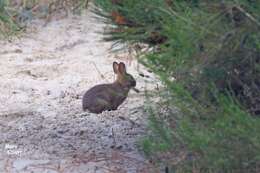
[0,6,160,173]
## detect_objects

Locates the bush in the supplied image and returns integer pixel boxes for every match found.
[94,0,260,172]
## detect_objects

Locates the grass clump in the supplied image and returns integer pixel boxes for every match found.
[0,0,89,38]
[0,0,20,38]
[94,0,260,172]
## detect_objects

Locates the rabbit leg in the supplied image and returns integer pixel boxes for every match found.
[111,105,118,110]
[92,98,111,113]
[108,104,118,111]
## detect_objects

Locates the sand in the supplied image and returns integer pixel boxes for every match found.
[0,6,160,173]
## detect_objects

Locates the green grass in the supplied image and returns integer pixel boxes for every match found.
[0,0,20,38]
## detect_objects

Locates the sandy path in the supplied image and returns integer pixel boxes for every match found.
[0,7,159,173]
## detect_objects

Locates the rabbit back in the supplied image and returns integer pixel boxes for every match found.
[82,83,129,113]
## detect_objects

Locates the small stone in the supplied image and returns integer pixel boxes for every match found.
[57,129,68,134]
[79,130,84,136]
[116,145,123,150]
[46,90,51,95]
[60,91,66,98]
[50,133,58,138]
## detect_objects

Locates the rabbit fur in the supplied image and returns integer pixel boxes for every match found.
[82,62,136,114]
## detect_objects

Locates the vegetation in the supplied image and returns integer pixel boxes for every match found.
[0,0,20,37]
[94,0,260,172]
[0,0,89,38]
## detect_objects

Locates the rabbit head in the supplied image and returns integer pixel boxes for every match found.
[113,62,136,89]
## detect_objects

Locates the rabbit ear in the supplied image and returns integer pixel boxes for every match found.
[118,62,126,74]
[113,62,119,74]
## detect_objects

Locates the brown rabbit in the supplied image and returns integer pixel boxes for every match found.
[82,62,136,114]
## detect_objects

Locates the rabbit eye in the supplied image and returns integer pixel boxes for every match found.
[126,74,136,87]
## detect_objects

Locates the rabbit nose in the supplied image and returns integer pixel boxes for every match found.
[132,80,136,87]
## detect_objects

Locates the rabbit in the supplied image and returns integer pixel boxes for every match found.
[82,62,136,114]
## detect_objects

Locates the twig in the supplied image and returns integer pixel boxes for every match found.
[158,7,220,37]
[91,61,108,82]
[234,5,260,27]
[111,128,117,147]
[132,88,140,93]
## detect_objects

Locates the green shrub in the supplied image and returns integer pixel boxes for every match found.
[95,0,260,172]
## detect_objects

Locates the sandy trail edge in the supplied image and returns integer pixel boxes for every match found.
[0,7,160,173]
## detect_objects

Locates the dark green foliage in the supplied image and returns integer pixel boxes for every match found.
[94,0,260,172]
[94,0,170,45]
